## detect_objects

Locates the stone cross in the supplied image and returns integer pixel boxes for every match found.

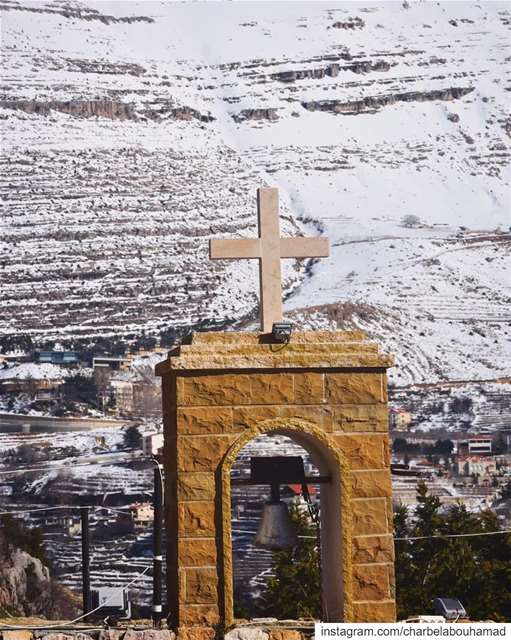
[209,187,329,332]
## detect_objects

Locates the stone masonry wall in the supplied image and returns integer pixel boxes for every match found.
[155,331,396,633]
[0,625,318,640]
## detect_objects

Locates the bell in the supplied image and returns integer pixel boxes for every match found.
[255,501,298,550]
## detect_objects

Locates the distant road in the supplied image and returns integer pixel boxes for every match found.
[0,412,135,433]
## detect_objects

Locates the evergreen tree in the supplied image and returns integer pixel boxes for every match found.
[123,425,142,449]
[256,484,511,622]
[500,480,511,500]
[395,483,511,621]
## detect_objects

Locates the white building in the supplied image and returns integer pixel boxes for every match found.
[468,437,492,456]
[128,502,154,525]
[142,431,164,456]
[456,455,497,477]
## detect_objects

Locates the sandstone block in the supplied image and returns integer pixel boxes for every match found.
[353,601,396,622]
[232,405,332,431]
[280,405,333,432]
[232,406,280,431]
[353,498,389,535]
[383,436,391,466]
[178,436,234,472]
[179,538,217,566]
[178,473,216,501]
[333,405,388,433]
[177,627,216,640]
[293,373,324,404]
[325,373,384,404]
[333,434,387,469]
[176,376,184,401]
[389,564,396,599]
[353,535,395,563]
[179,502,215,537]
[381,376,389,403]
[250,374,294,404]
[177,407,233,434]
[180,605,220,626]
[386,496,394,529]
[182,374,251,406]
[184,568,217,604]
[351,470,392,498]
[353,564,391,601]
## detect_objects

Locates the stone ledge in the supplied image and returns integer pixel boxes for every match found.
[155,332,393,375]
[187,331,365,344]
[164,354,393,371]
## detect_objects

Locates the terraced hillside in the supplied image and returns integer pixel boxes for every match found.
[1,0,510,388]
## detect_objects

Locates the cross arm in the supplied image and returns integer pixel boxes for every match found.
[209,238,261,260]
[280,237,329,258]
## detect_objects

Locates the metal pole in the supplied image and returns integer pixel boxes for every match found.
[81,506,91,619]
[153,465,163,628]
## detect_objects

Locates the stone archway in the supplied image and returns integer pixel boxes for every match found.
[156,329,396,634]
[220,418,353,627]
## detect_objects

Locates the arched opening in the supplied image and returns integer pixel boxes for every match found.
[220,419,352,626]
[231,432,322,618]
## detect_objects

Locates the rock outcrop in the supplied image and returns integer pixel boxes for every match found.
[0,546,49,616]
[65,59,147,77]
[302,86,475,115]
[0,100,215,122]
[0,99,136,120]
[271,60,392,83]
[232,108,279,123]
[331,17,365,30]
[0,529,78,618]
[0,2,154,24]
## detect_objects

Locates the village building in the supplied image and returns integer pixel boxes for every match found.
[109,375,134,414]
[110,373,161,417]
[389,408,412,431]
[93,347,167,392]
[455,455,497,478]
[0,362,65,399]
[142,430,164,456]
[128,502,154,526]
[37,350,79,365]
[468,437,493,456]
[0,350,32,364]
[96,349,164,417]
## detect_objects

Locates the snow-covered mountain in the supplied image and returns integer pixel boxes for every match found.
[1,0,510,388]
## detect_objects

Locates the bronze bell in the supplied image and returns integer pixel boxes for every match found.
[255,499,298,550]
[250,457,305,550]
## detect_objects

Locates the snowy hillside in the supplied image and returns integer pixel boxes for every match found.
[1,0,510,386]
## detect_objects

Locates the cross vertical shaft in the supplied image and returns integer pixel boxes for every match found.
[257,188,283,332]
